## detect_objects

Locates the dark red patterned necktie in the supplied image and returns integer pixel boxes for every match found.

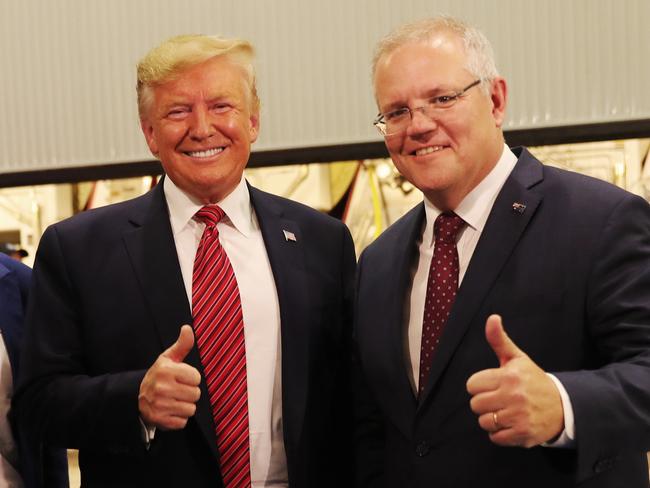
[192,206,251,487]
[418,212,465,395]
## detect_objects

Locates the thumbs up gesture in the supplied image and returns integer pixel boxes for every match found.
[465,315,564,447]
[138,325,202,430]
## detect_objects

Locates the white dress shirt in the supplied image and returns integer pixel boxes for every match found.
[0,333,24,487]
[164,176,288,486]
[404,143,575,446]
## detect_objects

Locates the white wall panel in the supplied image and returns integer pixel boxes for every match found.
[1,0,649,174]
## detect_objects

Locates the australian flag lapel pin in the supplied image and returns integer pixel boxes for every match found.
[283,229,297,242]
[512,202,527,214]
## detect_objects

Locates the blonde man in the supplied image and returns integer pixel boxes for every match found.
[354,16,650,487]
[16,35,355,487]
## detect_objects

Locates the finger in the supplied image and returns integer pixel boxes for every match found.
[466,367,501,394]
[485,315,524,366]
[159,415,191,431]
[489,427,527,447]
[167,399,197,419]
[170,384,201,404]
[144,397,197,422]
[173,363,202,386]
[162,325,195,362]
[469,390,505,415]
[478,410,508,433]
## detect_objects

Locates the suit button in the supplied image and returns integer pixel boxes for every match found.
[415,441,430,457]
[593,458,614,473]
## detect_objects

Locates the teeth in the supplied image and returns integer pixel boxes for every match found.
[415,146,444,156]
[187,147,224,158]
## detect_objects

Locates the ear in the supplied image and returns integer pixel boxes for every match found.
[489,77,508,128]
[248,110,260,144]
[140,118,159,156]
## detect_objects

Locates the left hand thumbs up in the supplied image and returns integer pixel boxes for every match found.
[466,314,564,447]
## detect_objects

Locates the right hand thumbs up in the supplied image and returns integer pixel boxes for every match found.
[138,325,202,430]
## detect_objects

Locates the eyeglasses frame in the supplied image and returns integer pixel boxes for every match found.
[373,79,483,136]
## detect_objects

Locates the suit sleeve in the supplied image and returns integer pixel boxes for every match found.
[330,224,357,485]
[13,224,147,451]
[554,192,650,482]
[353,251,387,487]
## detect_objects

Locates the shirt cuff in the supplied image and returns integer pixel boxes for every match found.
[542,373,576,448]
[139,417,156,449]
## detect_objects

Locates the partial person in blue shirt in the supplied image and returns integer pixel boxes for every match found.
[1,253,68,487]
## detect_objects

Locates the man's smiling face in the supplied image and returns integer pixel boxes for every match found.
[140,55,259,203]
[373,33,506,210]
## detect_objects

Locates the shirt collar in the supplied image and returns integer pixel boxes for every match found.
[423,143,518,246]
[163,176,254,237]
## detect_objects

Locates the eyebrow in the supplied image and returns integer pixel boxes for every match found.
[379,93,414,112]
[380,86,456,113]
[420,82,471,103]
[424,85,458,97]
[159,93,241,110]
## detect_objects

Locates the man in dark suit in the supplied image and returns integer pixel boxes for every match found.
[0,253,68,487]
[14,34,354,487]
[354,16,650,487]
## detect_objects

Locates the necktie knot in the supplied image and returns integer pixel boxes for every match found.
[195,205,226,229]
[434,213,464,244]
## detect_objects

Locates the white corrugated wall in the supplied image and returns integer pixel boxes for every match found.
[1,0,648,174]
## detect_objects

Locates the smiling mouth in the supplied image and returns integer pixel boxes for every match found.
[413,146,446,156]
[185,147,224,158]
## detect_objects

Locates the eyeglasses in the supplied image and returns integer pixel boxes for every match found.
[373,79,482,136]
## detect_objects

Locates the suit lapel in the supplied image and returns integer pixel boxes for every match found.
[121,182,220,461]
[248,185,310,452]
[418,149,544,405]
[362,204,424,437]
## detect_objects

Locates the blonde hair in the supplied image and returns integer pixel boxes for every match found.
[372,16,499,95]
[136,34,259,118]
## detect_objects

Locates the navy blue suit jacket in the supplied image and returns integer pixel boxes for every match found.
[0,253,68,488]
[354,147,650,487]
[14,181,355,487]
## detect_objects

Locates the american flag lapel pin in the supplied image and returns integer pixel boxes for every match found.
[512,202,527,214]
[283,230,297,242]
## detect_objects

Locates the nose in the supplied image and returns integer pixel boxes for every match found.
[405,107,437,137]
[189,107,216,140]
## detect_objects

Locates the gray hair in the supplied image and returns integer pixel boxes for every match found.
[372,16,499,95]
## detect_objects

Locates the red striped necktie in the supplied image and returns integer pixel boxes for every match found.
[192,205,251,487]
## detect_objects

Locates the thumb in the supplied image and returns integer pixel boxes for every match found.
[163,325,195,362]
[485,314,524,366]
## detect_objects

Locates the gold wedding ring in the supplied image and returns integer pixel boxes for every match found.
[492,411,501,431]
